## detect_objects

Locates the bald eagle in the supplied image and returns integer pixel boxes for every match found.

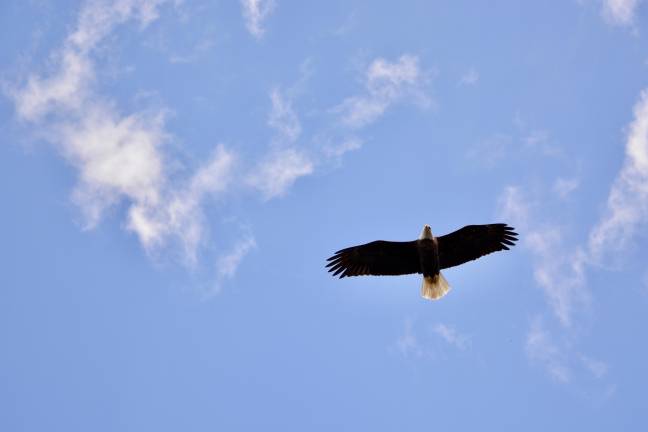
[325,223,518,300]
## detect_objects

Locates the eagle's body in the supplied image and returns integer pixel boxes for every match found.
[326,223,518,300]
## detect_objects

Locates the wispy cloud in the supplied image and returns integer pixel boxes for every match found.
[11,0,173,120]
[7,0,239,268]
[495,113,648,385]
[497,185,532,226]
[458,68,479,86]
[397,319,424,358]
[589,89,648,263]
[128,144,236,264]
[12,49,92,121]
[396,319,471,360]
[248,148,313,200]
[498,186,590,327]
[553,177,580,199]
[247,86,313,200]
[169,38,216,64]
[497,86,648,323]
[334,54,431,129]
[268,87,301,143]
[527,230,588,328]
[469,122,561,169]
[322,137,363,159]
[252,55,431,198]
[432,323,470,350]
[522,129,559,156]
[212,231,257,294]
[526,316,570,383]
[581,355,609,379]
[526,317,610,385]
[602,0,642,26]
[468,133,512,167]
[240,0,275,39]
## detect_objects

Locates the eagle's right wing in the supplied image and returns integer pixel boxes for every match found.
[326,240,421,278]
[437,223,518,270]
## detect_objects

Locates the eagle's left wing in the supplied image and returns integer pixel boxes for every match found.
[437,223,518,270]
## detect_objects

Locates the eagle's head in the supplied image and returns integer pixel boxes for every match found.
[419,224,433,240]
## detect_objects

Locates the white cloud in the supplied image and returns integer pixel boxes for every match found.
[527,232,588,328]
[468,133,512,167]
[497,185,531,229]
[498,87,648,325]
[602,0,642,26]
[13,50,93,121]
[212,231,256,295]
[8,0,238,267]
[526,318,611,386]
[524,129,563,157]
[469,126,560,169]
[397,319,424,358]
[255,56,428,197]
[58,105,167,229]
[248,148,313,200]
[322,137,363,159]
[335,54,430,129]
[168,38,216,64]
[432,323,470,350]
[581,355,609,379]
[11,0,173,122]
[495,82,648,390]
[526,317,570,383]
[240,0,275,39]
[268,87,301,143]
[127,144,236,264]
[498,186,590,327]
[69,0,170,50]
[247,86,313,200]
[553,177,580,199]
[589,89,648,263]
[458,68,479,86]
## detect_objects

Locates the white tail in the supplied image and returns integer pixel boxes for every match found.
[421,273,451,300]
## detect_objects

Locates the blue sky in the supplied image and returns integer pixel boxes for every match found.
[1,0,648,430]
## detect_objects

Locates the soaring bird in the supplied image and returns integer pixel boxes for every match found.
[325,223,518,300]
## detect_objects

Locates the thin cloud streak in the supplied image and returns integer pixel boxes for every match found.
[526,317,570,383]
[458,68,479,86]
[498,88,648,324]
[268,87,301,143]
[397,319,424,358]
[211,231,257,295]
[553,177,580,199]
[247,87,312,200]
[581,355,609,379]
[432,323,470,350]
[322,137,363,159]
[255,54,432,199]
[248,148,313,200]
[128,144,236,264]
[240,0,275,39]
[334,54,430,129]
[602,0,642,26]
[589,89,648,263]
[498,186,589,328]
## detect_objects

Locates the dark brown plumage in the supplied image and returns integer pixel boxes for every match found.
[325,223,518,278]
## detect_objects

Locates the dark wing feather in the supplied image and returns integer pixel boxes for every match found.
[437,223,518,270]
[326,240,421,278]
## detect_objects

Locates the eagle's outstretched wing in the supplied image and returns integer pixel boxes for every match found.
[326,240,420,278]
[437,223,518,270]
